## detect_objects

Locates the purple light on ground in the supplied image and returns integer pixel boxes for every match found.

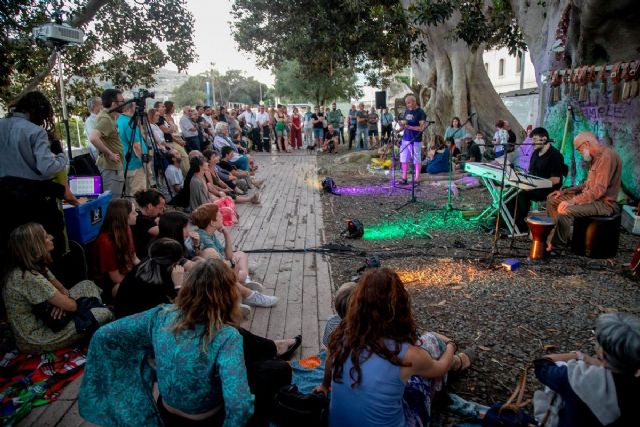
[333,185,389,195]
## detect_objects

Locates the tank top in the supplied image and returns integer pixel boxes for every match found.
[292,114,301,127]
[329,341,411,427]
[275,113,286,130]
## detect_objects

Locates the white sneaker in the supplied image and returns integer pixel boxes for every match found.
[243,291,278,307]
[248,261,258,275]
[244,280,265,293]
[240,303,251,320]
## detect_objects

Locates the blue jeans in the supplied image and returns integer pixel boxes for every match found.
[231,155,250,171]
[355,127,369,150]
[313,128,324,140]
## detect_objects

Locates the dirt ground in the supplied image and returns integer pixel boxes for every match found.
[316,146,640,411]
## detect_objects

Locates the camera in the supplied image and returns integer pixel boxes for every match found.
[134,88,155,100]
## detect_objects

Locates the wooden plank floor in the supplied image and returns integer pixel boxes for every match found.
[18,152,333,426]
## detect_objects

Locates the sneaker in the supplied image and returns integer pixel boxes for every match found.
[244,291,278,307]
[240,303,251,320]
[248,261,258,275]
[244,280,265,293]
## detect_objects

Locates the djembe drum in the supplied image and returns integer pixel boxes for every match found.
[525,215,555,260]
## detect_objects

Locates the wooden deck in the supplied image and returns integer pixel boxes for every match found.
[18,152,334,426]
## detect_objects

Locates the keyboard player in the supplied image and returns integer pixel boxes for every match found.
[510,127,565,231]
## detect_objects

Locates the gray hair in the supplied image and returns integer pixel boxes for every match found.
[334,282,356,318]
[596,312,640,374]
[214,121,228,135]
[86,96,100,111]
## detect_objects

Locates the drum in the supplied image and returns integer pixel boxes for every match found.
[526,215,555,260]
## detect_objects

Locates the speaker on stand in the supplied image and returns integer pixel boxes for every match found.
[375,91,387,109]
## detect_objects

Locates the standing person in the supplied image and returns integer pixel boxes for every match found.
[179,106,199,152]
[444,117,464,152]
[546,131,622,254]
[256,105,270,152]
[311,106,324,148]
[290,106,303,149]
[217,106,229,123]
[84,96,102,160]
[239,105,259,151]
[3,223,113,353]
[347,104,357,150]
[117,101,148,197]
[131,189,166,260]
[0,91,68,260]
[492,119,509,160]
[367,106,380,148]
[320,106,329,142]
[160,101,189,175]
[380,107,394,143]
[327,103,344,145]
[302,106,315,148]
[274,105,287,153]
[398,95,426,184]
[355,102,369,151]
[93,199,140,298]
[90,89,125,199]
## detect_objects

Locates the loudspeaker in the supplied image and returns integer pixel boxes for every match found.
[375,91,387,109]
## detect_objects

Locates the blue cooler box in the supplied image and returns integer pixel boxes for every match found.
[63,191,112,244]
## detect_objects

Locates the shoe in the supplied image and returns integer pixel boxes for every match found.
[244,280,265,293]
[277,335,302,360]
[250,193,261,204]
[248,261,258,275]
[240,303,251,320]
[244,291,278,307]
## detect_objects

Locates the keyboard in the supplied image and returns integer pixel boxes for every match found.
[464,162,552,190]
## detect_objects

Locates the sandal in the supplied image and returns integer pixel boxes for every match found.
[277,335,302,361]
[450,348,475,374]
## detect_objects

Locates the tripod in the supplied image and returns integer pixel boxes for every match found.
[119,98,173,200]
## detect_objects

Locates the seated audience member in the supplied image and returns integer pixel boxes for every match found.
[188,155,217,211]
[114,238,185,319]
[462,133,482,163]
[446,136,461,158]
[190,203,278,308]
[219,146,263,192]
[546,131,622,254]
[425,135,450,174]
[164,151,184,195]
[534,312,639,427]
[94,199,140,298]
[3,223,113,353]
[203,149,260,204]
[213,122,250,171]
[510,127,565,231]
[315,268,472,426]
[492,119,509,160]
[323,124,340,153]
[79,259,255,426]
[321,281,356,349]
[132,189,166,260]
[157,210,216,261]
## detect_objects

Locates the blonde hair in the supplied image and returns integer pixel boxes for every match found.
[171,259,241,351]
[7,223,51,275]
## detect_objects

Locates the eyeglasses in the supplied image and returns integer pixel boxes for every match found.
[576,141,588,152]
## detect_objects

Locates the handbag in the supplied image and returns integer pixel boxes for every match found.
[32,296,104,333]
[271,384,329,427]
[483,365,538,427]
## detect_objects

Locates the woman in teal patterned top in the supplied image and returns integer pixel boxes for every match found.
[79,259,254,426]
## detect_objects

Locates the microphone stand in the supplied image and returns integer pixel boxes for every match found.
[395,125,428,210]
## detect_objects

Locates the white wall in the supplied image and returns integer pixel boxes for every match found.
[482,48,537,93]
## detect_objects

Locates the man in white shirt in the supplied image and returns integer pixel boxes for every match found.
[179,106,199,152]
[255,105,271,152]
[84,96,102,159]
[239,105,259,151]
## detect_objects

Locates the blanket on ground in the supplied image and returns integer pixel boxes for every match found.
[0,346,86,427]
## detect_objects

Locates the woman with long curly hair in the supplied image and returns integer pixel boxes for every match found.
[316,268,473,426]
[80,259,255,426]
[93,199,140,298]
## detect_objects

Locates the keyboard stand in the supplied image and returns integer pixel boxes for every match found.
[469,176,527,237]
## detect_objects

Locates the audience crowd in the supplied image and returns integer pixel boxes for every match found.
[0,89,637,427]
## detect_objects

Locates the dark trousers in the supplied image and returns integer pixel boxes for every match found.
[382,124,393,141]
[261,126,271,152]
[184,136,200,153]
[251,127,261,151]
[348,127,356,149]
[507,188,553,231]
[339,126,345,144]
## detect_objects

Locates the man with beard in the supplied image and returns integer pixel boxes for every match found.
[511,127,565,231]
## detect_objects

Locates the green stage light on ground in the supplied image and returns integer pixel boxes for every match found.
[363,210,477,241]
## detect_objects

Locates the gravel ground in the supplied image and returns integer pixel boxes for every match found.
[317,150,640,414]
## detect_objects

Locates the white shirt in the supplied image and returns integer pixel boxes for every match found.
[239,110,257,126]
[84,113,99,158]
[256,112,270,127]
[180,115,198,138]
[165,164,184,189]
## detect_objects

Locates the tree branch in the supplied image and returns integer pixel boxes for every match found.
[15,0,110,101]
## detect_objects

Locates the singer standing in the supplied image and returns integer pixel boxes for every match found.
[398,95,426,184]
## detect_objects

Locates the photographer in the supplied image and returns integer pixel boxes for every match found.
[117,101,148,196]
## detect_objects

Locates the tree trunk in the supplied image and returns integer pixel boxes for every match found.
[401,1,523,140]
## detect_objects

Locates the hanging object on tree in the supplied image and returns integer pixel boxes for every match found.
[571,68,580,97]
[598,65,608,103]
[550,70,562,104]
[628,60,639,98]
[563,68,572,96]
[610,62,623,104]
[578,66,589,102]
[621,62,632,101]
[587,65,597,104]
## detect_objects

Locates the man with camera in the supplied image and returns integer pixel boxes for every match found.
[117,101,149,196]
[90,89,125,199]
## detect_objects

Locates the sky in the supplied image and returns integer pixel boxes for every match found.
[164,0,275,85]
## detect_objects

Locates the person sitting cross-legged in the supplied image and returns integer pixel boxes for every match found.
[546,131,622,255]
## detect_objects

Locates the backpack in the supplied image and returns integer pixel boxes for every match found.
[344,219,364,239]
[271,384,329,427]
[321,177,337,194]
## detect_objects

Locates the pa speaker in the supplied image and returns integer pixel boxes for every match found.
[375,91,387,109]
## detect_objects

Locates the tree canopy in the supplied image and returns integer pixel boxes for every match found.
[172,67,272,108]
[0,0,196,111]
[273,60,361,106]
